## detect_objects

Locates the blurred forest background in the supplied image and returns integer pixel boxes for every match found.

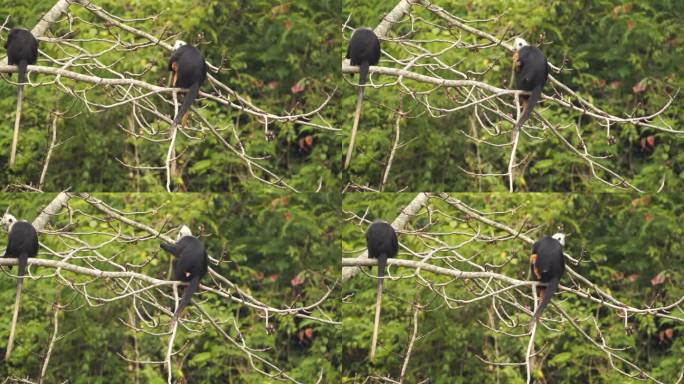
[0,193,340,383]
[342,0,684,192]
[342,193,683,383]
[0,0,339,192]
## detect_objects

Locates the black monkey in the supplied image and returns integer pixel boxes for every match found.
[160,225,208,321]
[4,28,38,168]
[2,213,38,360]
[530,233,565,321]
[365,220,398,361]
[512,37,548,129]
[168,40,207,128]
[344,28,381,169]
[166,40,207,180]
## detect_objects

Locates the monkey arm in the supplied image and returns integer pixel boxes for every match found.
[160,242,180,257]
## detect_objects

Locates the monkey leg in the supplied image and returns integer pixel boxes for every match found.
[171,62,179,86]
[530,254,542,279]
[538,288,545,307]
[181,112,190,128]
[512,52,521,70]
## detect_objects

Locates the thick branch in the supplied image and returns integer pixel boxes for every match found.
[33,191,70,230]
[343,257,536,287]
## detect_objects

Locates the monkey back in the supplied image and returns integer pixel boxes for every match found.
[172,236,208,282]
[365,221,398,260]
[515,46,548,92]
[169,45,207,88]
[6,221,38,258]
[532,236,564,282]
[5,28,38,66]
[347,28,381,66]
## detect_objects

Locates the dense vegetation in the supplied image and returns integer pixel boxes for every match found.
[342,193,684,383]
[0,193,340,383]
[2,1,684,383]
[0,0,339,192]
[342,0,684,192]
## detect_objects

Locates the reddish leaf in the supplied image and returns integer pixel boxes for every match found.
[632,81,647,94]
[291,82,305,94]
[651,273,665,286]
[646,136,655,148]
[658,328,673,343]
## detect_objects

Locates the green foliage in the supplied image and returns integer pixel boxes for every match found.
[0,0,339,192]
[342,0,684,191]
[342,193,684,382]
[0,193,340,382]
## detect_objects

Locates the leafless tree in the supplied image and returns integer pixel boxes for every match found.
[1,0,337,192]
[342,192,683,383]
[1,192,338,383]
[342,0,679,192]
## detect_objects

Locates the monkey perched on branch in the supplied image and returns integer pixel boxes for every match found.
[4,28,38,168]
[365,220,398,361]
[530,233,565,321]
[1,212,39,360]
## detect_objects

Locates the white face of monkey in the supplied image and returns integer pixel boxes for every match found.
[177,225,192,240]
[552,232,566,246]
[1,213,17,231]
[514,37,528,51]
[173,40,187,50]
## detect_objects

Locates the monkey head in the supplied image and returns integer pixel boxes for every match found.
[1,213,17,231]
[513,37,529,51]
[177,225,192,240]
[552,232,566,246]
[173,40,188,50]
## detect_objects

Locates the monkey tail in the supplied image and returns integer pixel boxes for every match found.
[173,82,201,126]
[173,274,200,321]
[17,60,28,87]
[515,84,543,129]
[17,253,27,281]
[358,61,370,86]
[10,61,28,168]
[370,254,387,361]
[533,277,560,321]
[5,253,27,360]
